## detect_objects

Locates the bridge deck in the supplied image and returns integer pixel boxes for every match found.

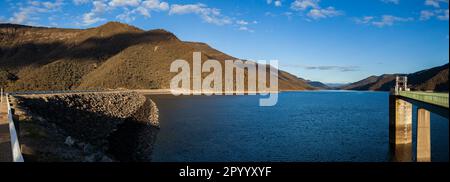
[0,95,13,162]
[398,91,449,109]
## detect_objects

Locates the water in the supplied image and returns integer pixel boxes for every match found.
[148,91,449,162]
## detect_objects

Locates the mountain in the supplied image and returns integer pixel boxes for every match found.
[341,63,449,92]
[307,81,331,90]
[324,83,349,88]
[0,22,315,91]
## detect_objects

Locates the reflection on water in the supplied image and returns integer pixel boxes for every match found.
[389,143,413,162]
[148,91,449,162]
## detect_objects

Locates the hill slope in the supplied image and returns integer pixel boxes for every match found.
[341,63,449,92]
[307,81,331,90]
[0,22,314,91]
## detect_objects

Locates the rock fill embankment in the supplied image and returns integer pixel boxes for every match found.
[14,92,159,162]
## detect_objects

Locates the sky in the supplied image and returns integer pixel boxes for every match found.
[0,0,449,83]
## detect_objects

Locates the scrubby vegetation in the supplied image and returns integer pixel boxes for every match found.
[0,22,314,91]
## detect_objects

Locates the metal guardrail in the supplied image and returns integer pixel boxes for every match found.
[398,91,449,109]
[5,94,24,162]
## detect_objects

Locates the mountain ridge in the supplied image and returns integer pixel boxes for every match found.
[0,22,315,91]
[340,63,449,92]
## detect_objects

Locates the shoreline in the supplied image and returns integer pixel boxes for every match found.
[6,88,403,97]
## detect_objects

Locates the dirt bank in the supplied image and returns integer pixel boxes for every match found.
[11,92,159,162]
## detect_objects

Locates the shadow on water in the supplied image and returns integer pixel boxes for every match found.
[108,121,159,162]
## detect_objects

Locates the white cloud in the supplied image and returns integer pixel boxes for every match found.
[169,3,232,25]
[42,0,64,9]
[116,7,150,22]
[79,0,169,25]
[424,0,447,8]
[238,26,254,33]
[123,0,169,20]
[283,12,293,19]
[239,26,249,31]
[92,0,109,13]
[116,9,136,22]
[381,0,400,4]
[109,0,141,7]
[307,7,342,20]
[420,10,435,20]
[290,0,343,20]
[82,12,105,25]
[8,0,64,24]
[169,4,205,15]
[372,15,413,27]
[9,10,29,24]
[169,3,255,31]
[135,6,150,17]
[355,15,413,27]
[80,0,109,26]
[291,0,319,11]
[268,0,282,7]
[73,0,90,5]
[142,0,169,11]
[354,16,374,24]
[437,9,449,20]
[356,0,447,26]
[420,0,449,21]
[274,1,282,7]
[236,19,257,32]
[236,20,249,25]
[265,12,277,17]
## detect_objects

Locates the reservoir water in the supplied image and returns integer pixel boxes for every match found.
[149,91,448,162]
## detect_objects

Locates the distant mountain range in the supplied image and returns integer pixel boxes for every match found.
[306,81,331,90]
[340,63,449,92]
[306,81,350,89]
[0,22,315,91]
[324,83,349,88]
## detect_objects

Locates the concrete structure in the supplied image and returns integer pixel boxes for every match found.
[389,143,413,162]
[417,108,431,162]
[389,96,412,145]
[0,94,13,162]
[394,76,409,95]
[389,76,449,162]
[0,94,24,162]
[398,91,449,109]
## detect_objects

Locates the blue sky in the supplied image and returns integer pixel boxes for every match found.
[0,0,449,83]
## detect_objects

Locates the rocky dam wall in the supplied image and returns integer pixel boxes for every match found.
[11,92,159,162]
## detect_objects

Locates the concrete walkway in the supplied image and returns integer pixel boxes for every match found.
[0,95,13,162]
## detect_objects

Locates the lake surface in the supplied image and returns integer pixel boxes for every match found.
[148,91,449,162]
